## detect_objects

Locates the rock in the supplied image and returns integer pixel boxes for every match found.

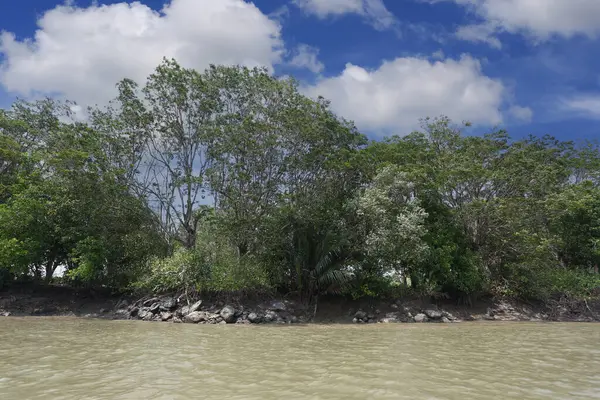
[290,315,299,324]
[1,311,11,317]
[247,312,261,323]
[161,312,173,321]
[178,306,190,317]
[380,317,399,323]
[352,317,359,323]
[442,311,457,321]
[390,304,399,309]
[152,313,162,321]
[354,310,368,320]
[424,309,443,319]
[117,299,129,309]
[219,320,227,325]
[220,306,237,323]
[269,301,287,311]
[414,313,428,323]
[149,303,160,314]
[143,298,159,307]
[441,316,451,323]
[189,300,203,313]
[129,307,139,317]
[99,308,108,314]
[184,311,207,323]
[172,317,183,323]
[160,298,177,311]
[483,314,496,321]
[115,309,129,318]
[236,318,251,324]
[263,310,278,323]
[138,310,153,321]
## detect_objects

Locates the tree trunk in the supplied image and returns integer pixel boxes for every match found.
[45,260,56,283]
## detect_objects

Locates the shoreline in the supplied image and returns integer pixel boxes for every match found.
[1,284,599,324]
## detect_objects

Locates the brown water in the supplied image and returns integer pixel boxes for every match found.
[0,318,599,399]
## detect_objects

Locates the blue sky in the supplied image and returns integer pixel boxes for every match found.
[1,0,599,141]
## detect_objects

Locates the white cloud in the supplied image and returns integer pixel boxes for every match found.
[288,44,325,73]
[562,95,600,118]
[304,55,507,134]
[508,105,533,122]
[445,0,600,46]
[456,23,502,49]
[431,49,445,60]
[0,0,283,106]
[293,0,397,30]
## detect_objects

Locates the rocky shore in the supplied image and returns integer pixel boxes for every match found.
[1,284,598,324]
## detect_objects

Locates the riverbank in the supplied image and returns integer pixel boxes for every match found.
[1,284,599,324]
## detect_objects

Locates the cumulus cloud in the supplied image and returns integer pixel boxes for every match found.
[438,0,600,47]
[0,0,283,106]
[293,0,397,31]
[288,44,325,73]
[303,55,507,134]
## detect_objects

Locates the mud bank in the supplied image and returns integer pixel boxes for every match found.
[1,284,598,324]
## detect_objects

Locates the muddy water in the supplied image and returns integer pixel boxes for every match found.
[0,318,599,399]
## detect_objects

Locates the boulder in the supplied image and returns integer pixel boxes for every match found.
[220,306,237,323]
[1,311,11,317]
[149,303,161,314]
[161,312,173,321]
[189,300,203,313]
[172,317,183,323]
[424,309,443,319]
[143,298,159,307]
[160,298,177,311]
[441,316,452,323]
[138,310,153,321]
[247,312,261,323]
[380,317,399,323]
[184,311,207,323]
[263,310,278,323]
[442,311,457,321]
[117,299,129,309]
[414,313,428,323]
[129,307,139,317]
[178,306,190,317]
[269,301,287,311]
[354,310,368,320]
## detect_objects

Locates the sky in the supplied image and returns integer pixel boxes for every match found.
[0,0,599,141]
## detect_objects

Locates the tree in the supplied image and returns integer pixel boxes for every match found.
[98,59,219,249]
[356,165,429,283]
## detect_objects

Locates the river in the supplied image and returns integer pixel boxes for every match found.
[0,318,599,399]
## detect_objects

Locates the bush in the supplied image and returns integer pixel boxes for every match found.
[500,261,600,301]
[135,231,272,295]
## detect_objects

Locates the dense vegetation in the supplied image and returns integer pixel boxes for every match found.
[1,59,599,305]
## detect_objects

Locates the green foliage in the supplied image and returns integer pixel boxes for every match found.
[1,62,599,306]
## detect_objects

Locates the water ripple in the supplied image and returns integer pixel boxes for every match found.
[0,319,598,399]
